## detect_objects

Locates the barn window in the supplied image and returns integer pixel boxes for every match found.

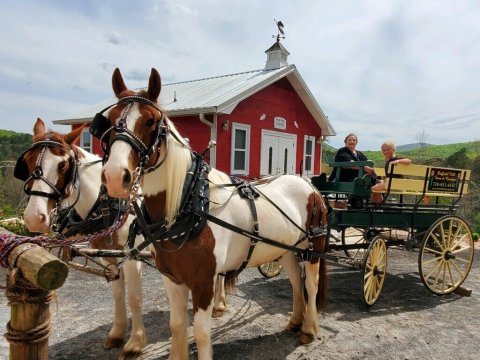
[80,128,92,152]
[303,135,315,176]
[231,123,250,175]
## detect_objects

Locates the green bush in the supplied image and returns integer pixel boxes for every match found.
[473,232,479,242]
[0,219,32,236]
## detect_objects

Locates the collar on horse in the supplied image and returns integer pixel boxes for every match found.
[127,152,211,253]
[55,185,129,239]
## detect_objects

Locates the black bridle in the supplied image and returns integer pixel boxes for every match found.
[14,140,80,201]
[90,95,168,167]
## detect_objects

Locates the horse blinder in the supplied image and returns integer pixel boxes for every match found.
[14,154,30,181]
[90,112,111,140]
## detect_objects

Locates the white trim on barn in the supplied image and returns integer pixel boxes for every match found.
[230,122,251,175]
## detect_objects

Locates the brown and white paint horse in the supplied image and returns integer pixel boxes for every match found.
[101,68,328,359]
[20,119,147,359]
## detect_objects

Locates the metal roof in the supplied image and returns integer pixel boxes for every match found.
[54,64,335,136]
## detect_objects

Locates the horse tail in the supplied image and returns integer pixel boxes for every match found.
[316,249,328,311]
[224,270,238,293]
[308,191,329,311]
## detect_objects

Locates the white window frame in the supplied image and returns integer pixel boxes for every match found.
[303,135,315,176]
[80,128,92,152]
[230,122,251,175]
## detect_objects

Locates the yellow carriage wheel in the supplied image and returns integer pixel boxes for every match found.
[361,236,388,307]
[418,215,474,295]
[258,259,283,278]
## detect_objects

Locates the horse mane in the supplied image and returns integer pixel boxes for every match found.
[161,118,194,225]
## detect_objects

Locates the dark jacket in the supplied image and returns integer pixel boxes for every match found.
[328,147,368,182]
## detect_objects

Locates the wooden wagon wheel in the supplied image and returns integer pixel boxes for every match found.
[258,259,283,278]
[342,227,380,261]
[361,236,388,307]
[418,215,474,295]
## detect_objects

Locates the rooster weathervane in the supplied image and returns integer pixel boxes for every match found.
[273,19,285,42]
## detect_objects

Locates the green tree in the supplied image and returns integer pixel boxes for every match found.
[446,147,469,168]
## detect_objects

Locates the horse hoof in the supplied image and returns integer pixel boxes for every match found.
[285,321,302,333]
[103,337,124,349]
[212,308,225,318]
[118,350,142,360]
[299,331,315,344]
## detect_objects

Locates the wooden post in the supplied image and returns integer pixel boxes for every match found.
[4,242,69,360]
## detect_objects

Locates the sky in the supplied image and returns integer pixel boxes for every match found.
[1,0,479,150]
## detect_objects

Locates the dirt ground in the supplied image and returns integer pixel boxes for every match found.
[1,243,479,360]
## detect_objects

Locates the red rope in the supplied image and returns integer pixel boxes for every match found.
[0,212,129,270]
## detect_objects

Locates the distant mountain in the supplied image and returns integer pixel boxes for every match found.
[396,143,433,151]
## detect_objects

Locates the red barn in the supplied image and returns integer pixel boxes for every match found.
[54,40,335,178]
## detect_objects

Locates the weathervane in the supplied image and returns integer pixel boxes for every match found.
[273,19,285,42]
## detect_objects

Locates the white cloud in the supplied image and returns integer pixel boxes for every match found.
[0,0,479,150]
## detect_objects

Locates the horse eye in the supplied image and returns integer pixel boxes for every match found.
[58,161,67,171]
[146,118,155,126]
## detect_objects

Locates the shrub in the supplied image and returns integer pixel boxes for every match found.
[473,232,479,242]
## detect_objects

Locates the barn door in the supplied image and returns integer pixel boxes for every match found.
[260,131,296,176]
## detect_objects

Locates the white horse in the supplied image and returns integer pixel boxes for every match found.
[18,119,146,359]
[99,68,328,360]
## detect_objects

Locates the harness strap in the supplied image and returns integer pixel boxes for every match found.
[204,213,332,262]
[228,177,261,277]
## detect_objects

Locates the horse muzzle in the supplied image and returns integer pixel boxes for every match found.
[101,167,132,199]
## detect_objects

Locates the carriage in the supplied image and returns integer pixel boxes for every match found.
[309,159,474,306]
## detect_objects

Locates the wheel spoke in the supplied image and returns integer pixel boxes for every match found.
[446,262,457,288]
[449,231,468,251]
[423,246,443,256]
[450,259,467,279]
[429,232,444,252]
[422,256,442,266]
[425,259,442,282]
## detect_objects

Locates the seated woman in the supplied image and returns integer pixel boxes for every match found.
[328,133,376,181]
[371,141,412,201]
[329,133,376,208]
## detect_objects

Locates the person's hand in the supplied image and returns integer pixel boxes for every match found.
[364,166,374,174]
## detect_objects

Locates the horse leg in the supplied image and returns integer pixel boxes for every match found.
[162,276,190,360]
[191,280,215,360]
[104,266,127,349]
[212,275,226,318]
[120,259,146,358]
[299,260,321,344]
[279,253,305,333]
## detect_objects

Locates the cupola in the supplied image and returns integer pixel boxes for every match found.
[264,20,290,70]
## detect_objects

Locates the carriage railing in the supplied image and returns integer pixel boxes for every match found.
[313,160,374,198]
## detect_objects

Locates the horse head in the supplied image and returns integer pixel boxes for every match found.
[99,68,168,199]
[17,118,85,232]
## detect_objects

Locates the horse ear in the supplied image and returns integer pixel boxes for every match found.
[147,68,161,101]
[112,68,127,98]
[64,124,86,145]
[33,118,46,137]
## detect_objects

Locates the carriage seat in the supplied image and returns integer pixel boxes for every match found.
[312,160,374,199]
[371,164,470,199]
